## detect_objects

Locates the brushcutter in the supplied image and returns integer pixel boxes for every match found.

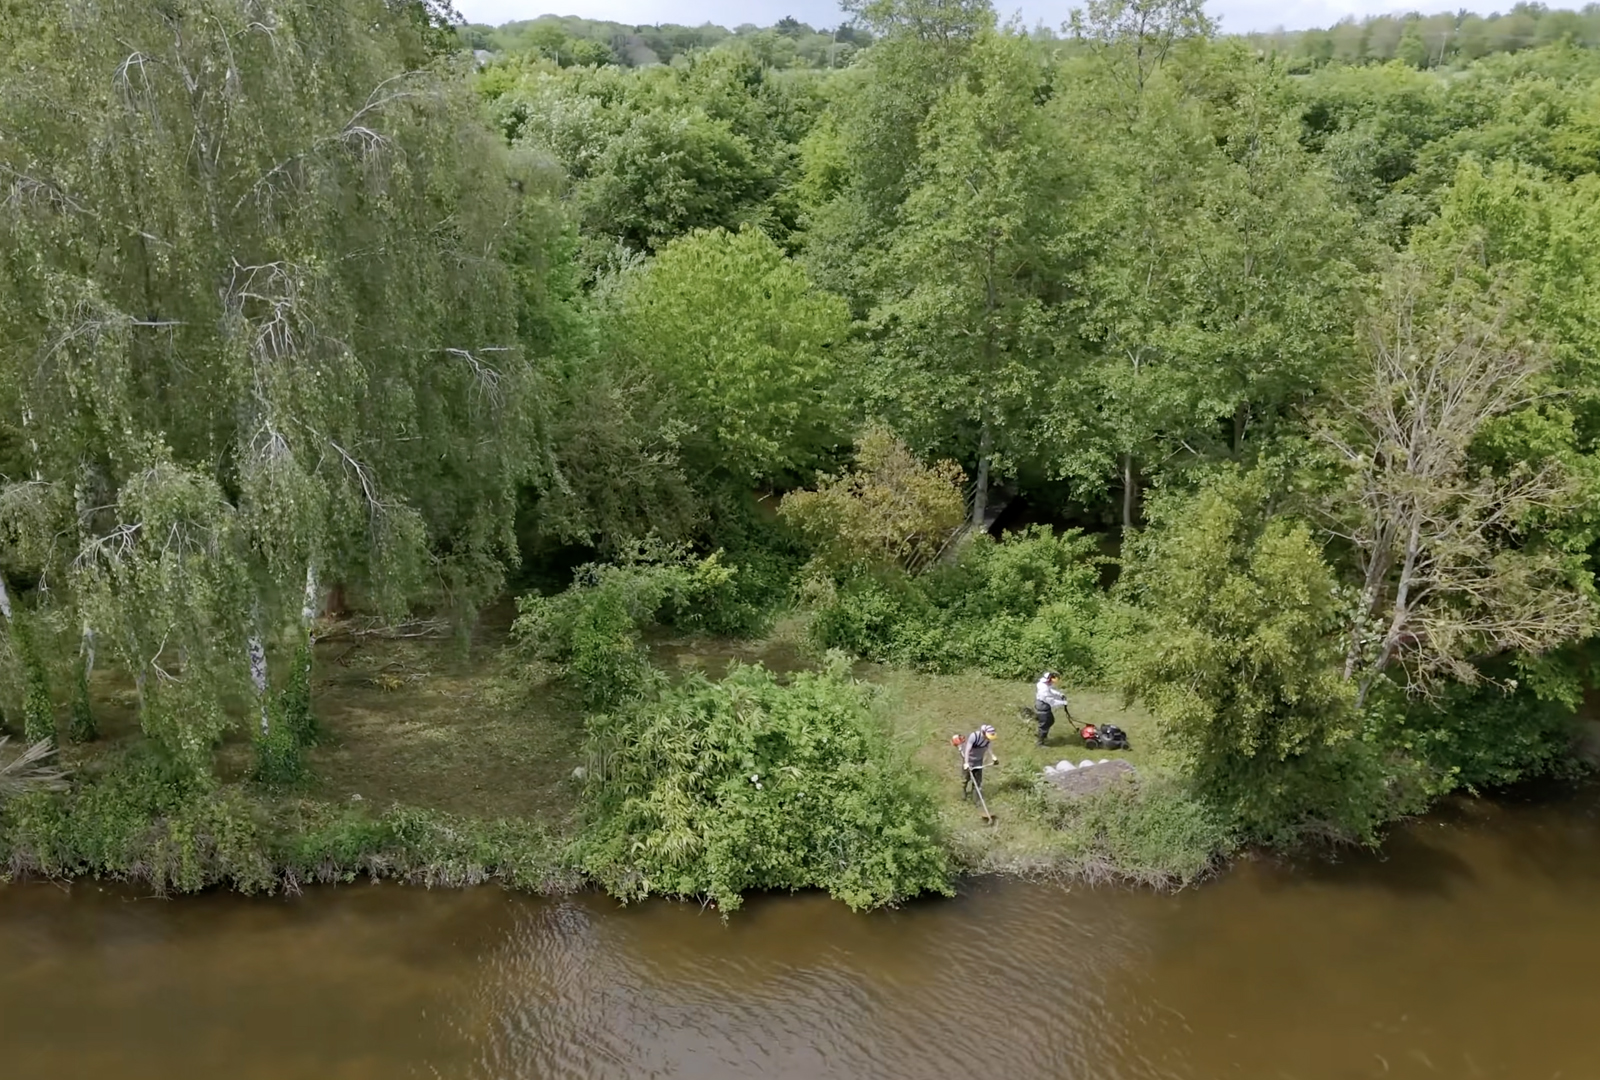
[949,734,995,824]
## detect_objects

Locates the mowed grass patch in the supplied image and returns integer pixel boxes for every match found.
[867,668,1161,873]
[302,636,584,825]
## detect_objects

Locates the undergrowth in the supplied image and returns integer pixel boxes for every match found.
[576,660,953,912]
[0,747,577,895]
[806,527,1122,682]
[1021,770,1237,888]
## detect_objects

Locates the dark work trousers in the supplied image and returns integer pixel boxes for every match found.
[1035,703,1055,745]
[963,765,985,798]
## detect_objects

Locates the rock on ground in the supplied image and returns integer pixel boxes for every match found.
[1043,759,1137,798]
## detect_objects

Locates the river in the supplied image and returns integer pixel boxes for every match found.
[3,783,1598,1080]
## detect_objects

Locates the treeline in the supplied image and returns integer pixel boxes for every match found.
[6,0,1600,903]
[1246,3,1600,70]
[460,13,872,69]
[462,3,1600,76]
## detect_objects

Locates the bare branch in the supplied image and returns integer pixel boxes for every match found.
[1318,261,1592,703]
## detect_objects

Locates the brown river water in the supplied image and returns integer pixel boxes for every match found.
[3,784,1599,1080]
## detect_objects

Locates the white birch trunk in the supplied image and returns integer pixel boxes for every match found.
[248,598,269,736]
[301,563,319,633]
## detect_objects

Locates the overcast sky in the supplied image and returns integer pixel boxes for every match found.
[453,0,1488,35]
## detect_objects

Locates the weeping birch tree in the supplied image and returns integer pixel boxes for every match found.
[0,0,554,774]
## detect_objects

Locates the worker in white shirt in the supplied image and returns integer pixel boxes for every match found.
[1034,671,1070,747]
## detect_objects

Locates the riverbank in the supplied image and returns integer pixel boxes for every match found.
[0,620,1224,900]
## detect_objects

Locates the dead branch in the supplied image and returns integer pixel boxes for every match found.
[1318,263,1593,704]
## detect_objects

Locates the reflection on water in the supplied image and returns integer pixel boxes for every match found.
[4,786,1600,1080]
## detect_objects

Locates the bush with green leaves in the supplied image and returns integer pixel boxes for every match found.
[807,526,1112,681]
[1119,469,1393,845]
[2,745,574,894]
[1370,663,1586,797]
[251,712,307,789]
[576,662,952,912]
[68,657,95,744]
[512,538,750,708]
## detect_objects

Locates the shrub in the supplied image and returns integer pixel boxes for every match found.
[806,526,1112,681]
[251,715,306,788]
[512,537,742,708]
[0,747,576,895]
[1373,670,1585,796]
[68,656,96,743]
[693,489,809,637]
[576,662,952,912]
[279,639,318,746]
[779,426,967,574]
[14,618,54,746]
[1119,469,1390,845]
[1026,771,1237,887]
[1,747,278,893]
[277,803,576,892]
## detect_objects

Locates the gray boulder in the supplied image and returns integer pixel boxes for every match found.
[1042,758,1136,797]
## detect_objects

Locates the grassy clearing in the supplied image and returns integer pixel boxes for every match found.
[866,669,1176,878]
[298,638,583,825]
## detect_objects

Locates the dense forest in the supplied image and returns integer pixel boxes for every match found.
[4,0,1600,907]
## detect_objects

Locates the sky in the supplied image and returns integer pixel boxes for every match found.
[452,0,1495,36]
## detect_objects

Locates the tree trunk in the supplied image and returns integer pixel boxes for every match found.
[302,563,319,634]
[1233,402,1250,455]
[971,421,993,531]
[248,628,269,737]
[1122,453,1139,532]
[70,622,98,743]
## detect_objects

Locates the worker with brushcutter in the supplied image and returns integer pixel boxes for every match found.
[960,723,998,802]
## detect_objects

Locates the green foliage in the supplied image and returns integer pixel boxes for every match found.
[1254,10,1600,72]
[1120,469,1389,844]
[279,640,317,748]
[251,717,307,789]
[1,0,560,771]
[0,746,574,893]
[808,526,1111,681]
[780,426,967,574]
[576,663,952,912]
[13,619,54,747]
[275,804,574,891]
[486,54,823,264]
[0,747,275,893]
[612,227,850,483]
[512,540,749,708]
[1370,670,1586,797]
[865,30,1076,508]
[696,490,810,636]
[67,657,95,744]
[1025,771,1236,887]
